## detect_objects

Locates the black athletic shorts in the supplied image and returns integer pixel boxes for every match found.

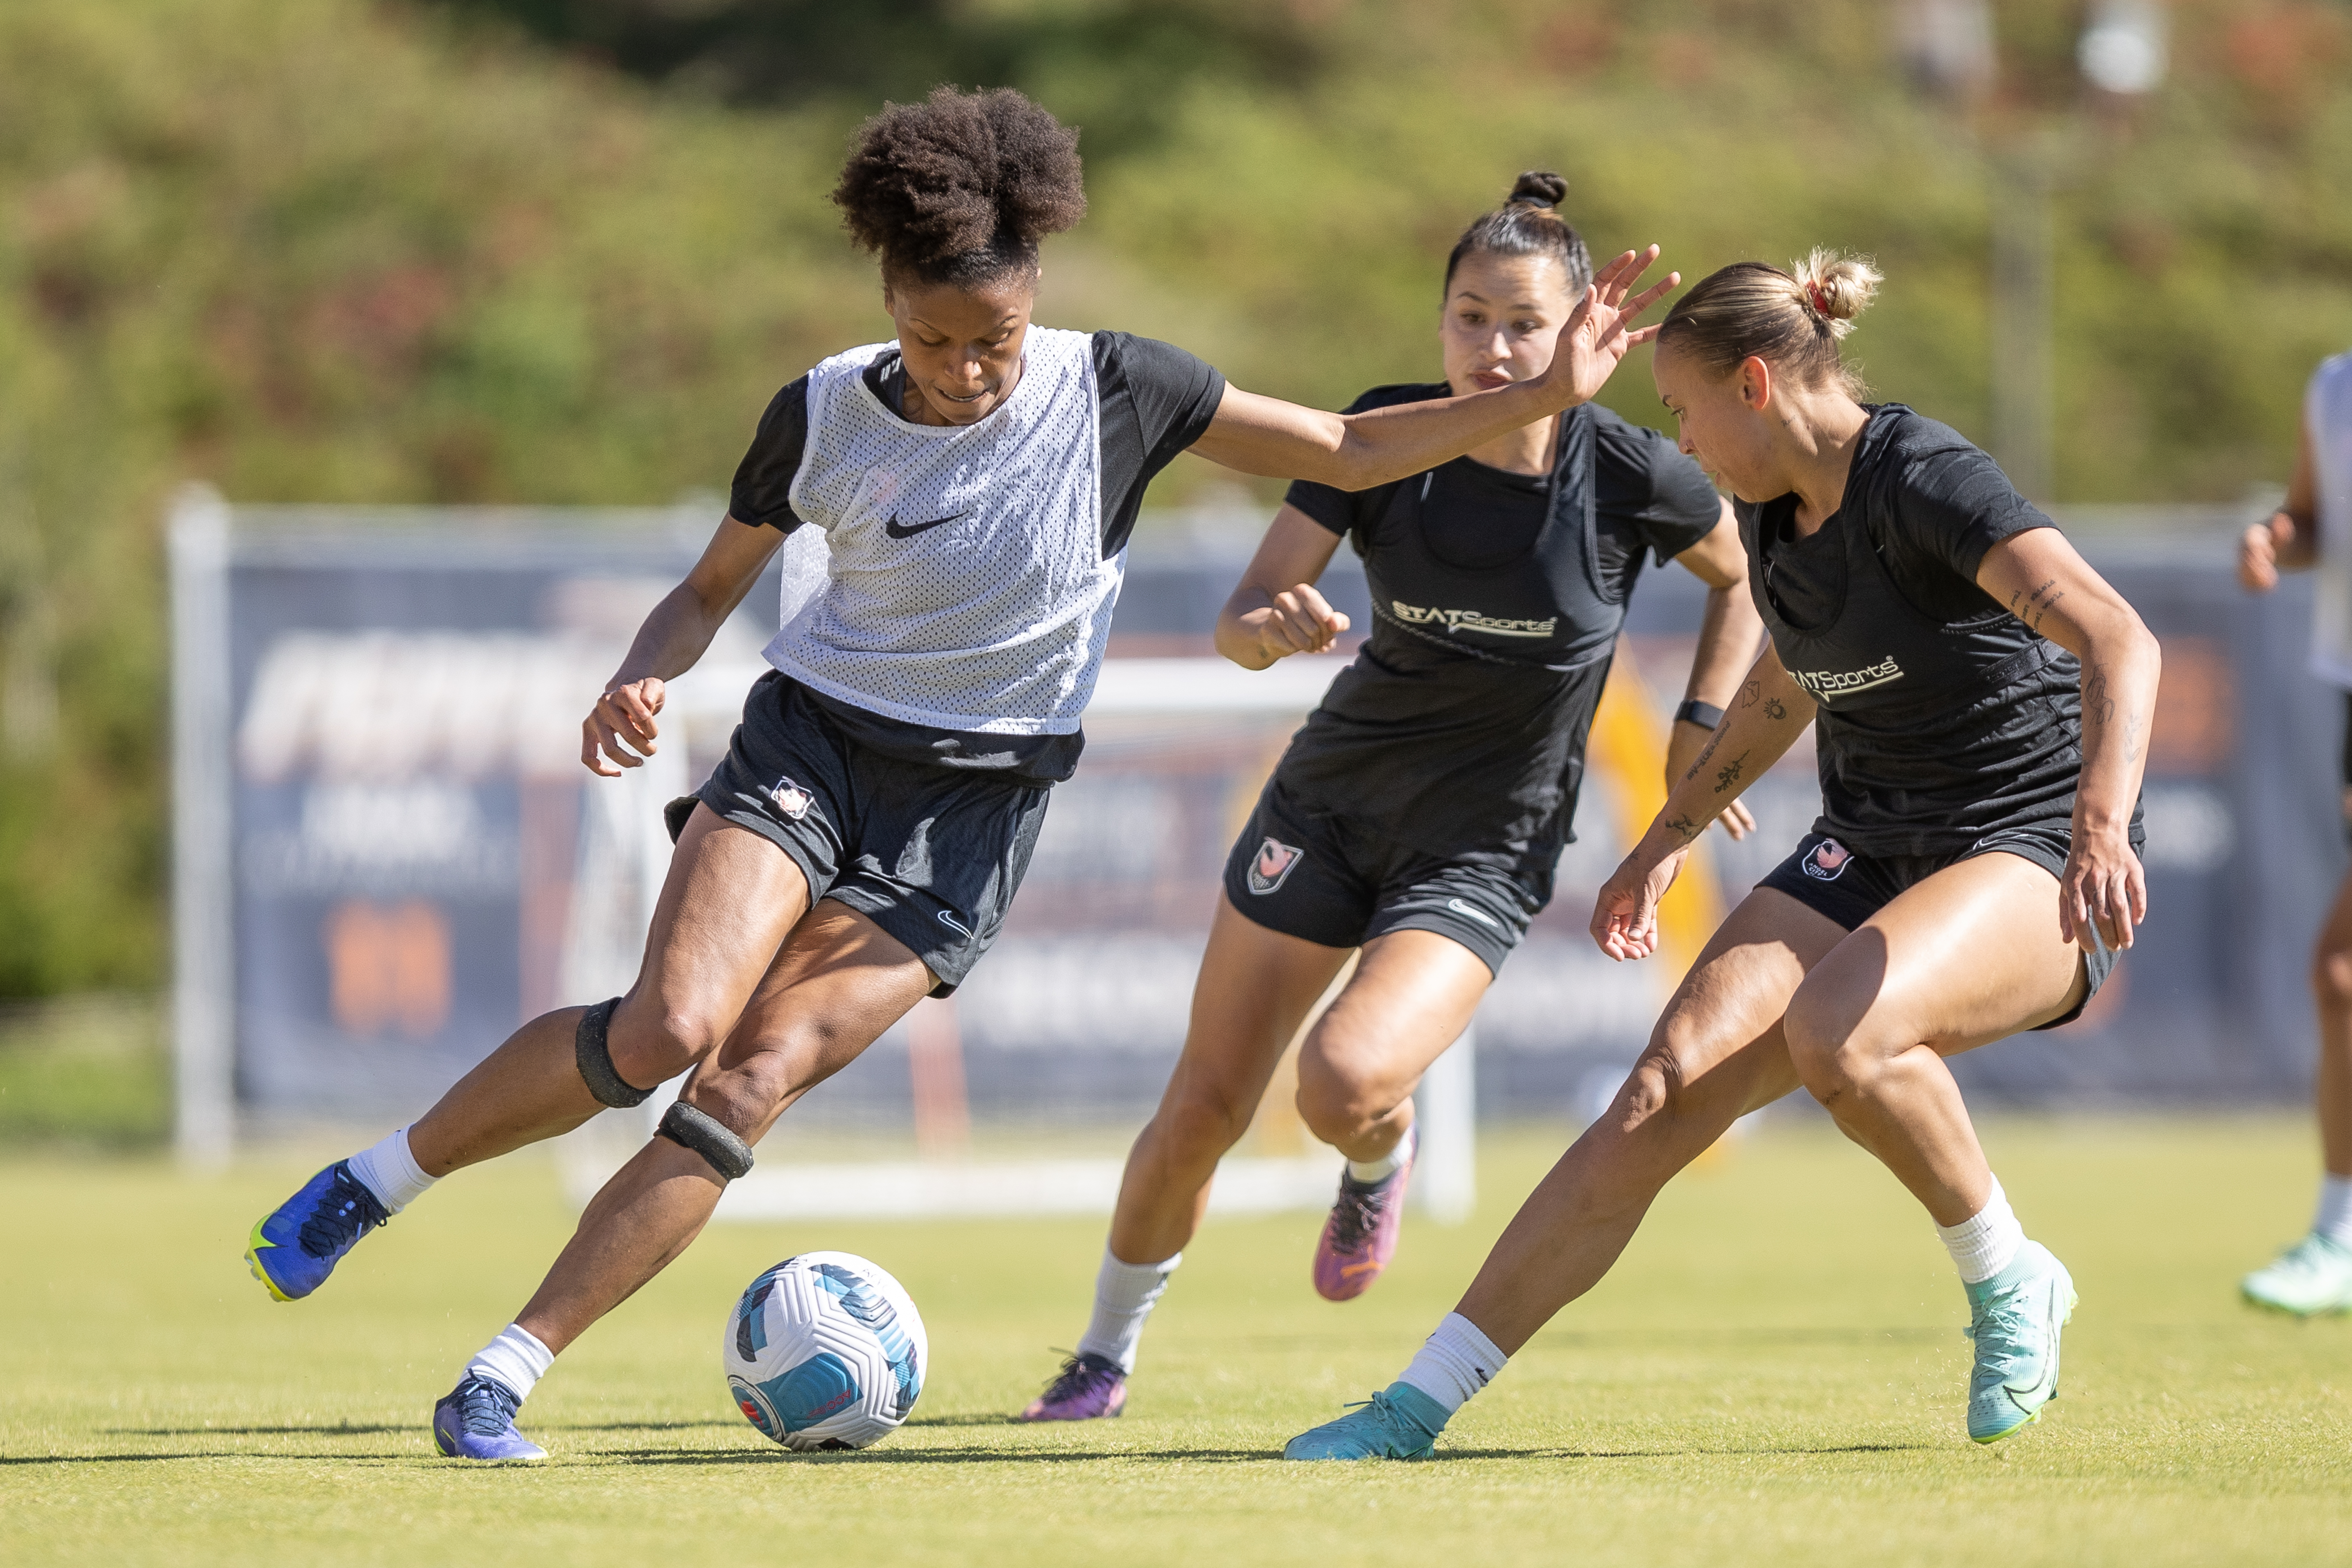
[684,670,1049,995]
[1220,781,1553,976]
[1756,826,2121,1030]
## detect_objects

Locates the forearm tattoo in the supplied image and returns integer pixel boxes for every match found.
[1712,752,1748,793]
[1664,813,1703,843]
[1764,696,1786,720]
[1739,679,1761,708]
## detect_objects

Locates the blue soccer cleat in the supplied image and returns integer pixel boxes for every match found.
[1282,1381,1450,1461]
[244,1161,389,1302]
[433,1374,546,1461]
[1963,1240,2076,1444]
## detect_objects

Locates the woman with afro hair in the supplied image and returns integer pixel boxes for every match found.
[242,87,1676,1461]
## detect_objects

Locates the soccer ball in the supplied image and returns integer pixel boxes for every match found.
[722,1251,927,1451]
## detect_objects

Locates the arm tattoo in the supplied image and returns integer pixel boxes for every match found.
[1680,731,1723,783]
[2011,577,2066,632]
[2084,669,2117,729]
[1712,753,1748,793]
[1764,696,1786,720]
[1738,679,1761,708]
[1664,813,1703,843]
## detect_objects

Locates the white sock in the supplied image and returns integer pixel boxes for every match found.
[1347,1124,1416,1185]
[2314,1175,2352,1248]
[466,1324,554,1402]
[1396,1312,1508,1416]
[347,1127,435,1214]
[1937,1177,2024,1285]
[1074,1249,1180,1373]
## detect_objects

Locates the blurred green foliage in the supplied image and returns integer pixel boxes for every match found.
[0,996,168,1144]
[0,0,2346,998]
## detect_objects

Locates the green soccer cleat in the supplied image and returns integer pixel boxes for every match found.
[1962,1240,2076,1445]
[2242,1234,2352,1317]
[1282,1381,1450,1461]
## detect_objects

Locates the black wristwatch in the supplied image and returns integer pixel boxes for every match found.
[1673,699,1724,731]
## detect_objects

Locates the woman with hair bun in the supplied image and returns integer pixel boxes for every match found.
[240,90,1680,1462]
[1287,250,2160,1460]
[1020,172,1762,1424]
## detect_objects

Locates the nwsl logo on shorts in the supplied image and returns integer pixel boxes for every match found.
[1801,839,1853,882]
[1247,837,1304,895]
[769,776,814,821]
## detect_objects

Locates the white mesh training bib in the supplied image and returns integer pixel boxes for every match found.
[765,327,1119,734]
[2308,351,2352,690]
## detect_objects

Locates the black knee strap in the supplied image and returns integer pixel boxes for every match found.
[658,1101,755,1181]
[574,998,651,1109]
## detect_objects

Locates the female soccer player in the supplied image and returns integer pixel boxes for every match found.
[240,88,1683,1461]
[2236,347,2352,1315]
[1019,174,1762,1423]
[1284,251,2160,1459]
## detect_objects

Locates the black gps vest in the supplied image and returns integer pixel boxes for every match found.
[1274,403,1622,860]
[1742,407,2139,858]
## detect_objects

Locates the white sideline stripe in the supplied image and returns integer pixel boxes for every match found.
[559,1154,1341,1220]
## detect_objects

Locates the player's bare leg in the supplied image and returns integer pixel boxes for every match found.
[436,901,931,1458]
[515,902,933,1354]
[1024,906,1488,1419]
[409,808,813,1176]
[1295,930,1489,1301]
[246,807,808,1307]
[1778,852,2085,1224]
[1444,893,1826,1351]
[2244,867,2352,1313]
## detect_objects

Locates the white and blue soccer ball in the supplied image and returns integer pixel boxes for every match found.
[723,1251,927,1451]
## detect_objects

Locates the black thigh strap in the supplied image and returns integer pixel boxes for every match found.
[574,998,651,1109]
[658,1102,755,1181]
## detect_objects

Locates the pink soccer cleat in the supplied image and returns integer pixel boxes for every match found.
[1312,1149,1414,1302]
[1018,1352,1127,1421]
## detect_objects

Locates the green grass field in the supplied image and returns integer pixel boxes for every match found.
[7,1118,2352,1566]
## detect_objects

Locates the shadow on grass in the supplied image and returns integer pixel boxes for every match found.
[3,1436,1933,1468]
[109,1424,411,1437]
[1437,1441,1935,1461]
[603,1445,1272,1466]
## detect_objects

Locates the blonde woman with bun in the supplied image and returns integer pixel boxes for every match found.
[1287,251,2161,1460]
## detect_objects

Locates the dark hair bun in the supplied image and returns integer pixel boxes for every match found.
[1508,170,1568,209]
[834,86,1086,285]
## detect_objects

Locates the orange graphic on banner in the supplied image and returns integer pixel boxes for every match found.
[326,899,452,1039]
[1586,643,1724,989]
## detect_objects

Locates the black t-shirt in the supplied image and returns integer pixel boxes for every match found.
[1741,403,2142,855]
[724,330,1226,784]
[1267,383,1724,860]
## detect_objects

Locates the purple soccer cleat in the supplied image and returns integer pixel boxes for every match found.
[1313,1146,1414,1303]
[432,1374,546,1461]
[1018,1352,1127,1422]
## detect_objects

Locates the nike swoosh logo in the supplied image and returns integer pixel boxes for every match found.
[2001,1287,2067,1410]
[884,511,967,539]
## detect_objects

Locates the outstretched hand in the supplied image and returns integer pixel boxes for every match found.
[1540,246,1679,410]
[1589,840,1689,962]
[583,676,665,777]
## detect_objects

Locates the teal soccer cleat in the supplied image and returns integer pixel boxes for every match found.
[1963,1240,2076,1444]
[2241,1234,2352,1317]
[1282,1382,1450,1461]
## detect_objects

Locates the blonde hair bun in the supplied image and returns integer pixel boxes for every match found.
[1791,249,1881,338]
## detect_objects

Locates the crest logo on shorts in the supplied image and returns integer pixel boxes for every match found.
[1246,837,1304,896]
[1801,838,1853,882]
[769,776,814,821]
